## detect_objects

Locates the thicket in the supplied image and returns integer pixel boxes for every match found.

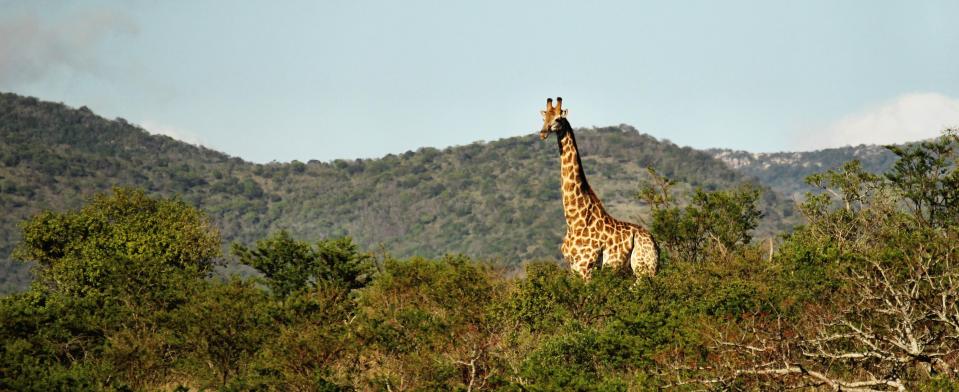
[0,131,956,390]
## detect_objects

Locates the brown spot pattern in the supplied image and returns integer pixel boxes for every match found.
[551,119,659,280]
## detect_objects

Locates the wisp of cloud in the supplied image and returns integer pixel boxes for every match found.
[0,6,137,87]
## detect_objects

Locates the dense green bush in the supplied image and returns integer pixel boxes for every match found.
[696,131,959,389]
[0,130,957,390]
[232,231,373,297]
[2,188,222,390]
[13,188,220,301]
[638,168,764,263]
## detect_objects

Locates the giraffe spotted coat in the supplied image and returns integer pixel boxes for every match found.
[540,97,658,279]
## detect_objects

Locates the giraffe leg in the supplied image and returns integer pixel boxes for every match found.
[629,231,658,277]
[602,247,629,273]
[569,248,602,280]
[561,234,573,258]
[602,234,632,273]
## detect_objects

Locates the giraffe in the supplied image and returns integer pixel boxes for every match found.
[539,97,658,279]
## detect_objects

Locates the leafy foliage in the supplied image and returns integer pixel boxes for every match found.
[13,187,220,301]
[639,168,764,262]
[695,130,959,390]
[177,279,274,388]
[1,189,222,390]
[232,231,372,297]
[0,92,801,292]
[2,93,957,390]
[885,138,959,227]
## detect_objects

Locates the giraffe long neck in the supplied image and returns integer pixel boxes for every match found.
[556,124,602,227]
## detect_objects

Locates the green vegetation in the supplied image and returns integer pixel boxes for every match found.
[1,130,956,390]
[0,92,813,293]
[639,168,764,263]
[13,188,220,300]
[707,144,900,200]
[232,231,372,297]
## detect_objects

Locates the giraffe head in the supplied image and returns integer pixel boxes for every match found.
[539,97,569,140]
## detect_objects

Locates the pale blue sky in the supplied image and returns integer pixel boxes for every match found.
[2,1,958,162]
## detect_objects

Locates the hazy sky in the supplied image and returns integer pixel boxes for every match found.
[2,1,958,163]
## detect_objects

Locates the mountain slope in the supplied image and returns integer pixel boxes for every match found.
[0,92,797,292]
[706,146,899,200]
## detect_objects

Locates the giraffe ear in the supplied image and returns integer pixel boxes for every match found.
[561,109,568,117]
[540,110,547,118]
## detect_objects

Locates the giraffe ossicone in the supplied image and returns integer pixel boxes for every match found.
[539,97,659,279]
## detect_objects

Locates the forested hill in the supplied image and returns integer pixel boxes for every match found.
[0,92,799,291]
[706,145,899,200]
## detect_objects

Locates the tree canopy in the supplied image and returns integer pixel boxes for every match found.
[1,104,957,389]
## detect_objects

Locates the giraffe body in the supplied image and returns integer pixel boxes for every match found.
[540,97,658,279]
